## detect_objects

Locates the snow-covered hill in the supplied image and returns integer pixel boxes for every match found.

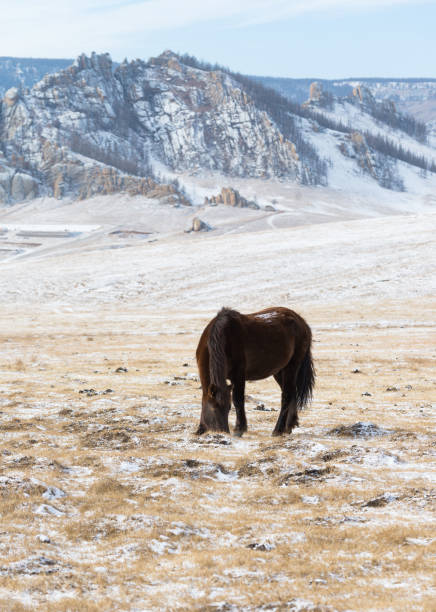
[1,51,435,207]
[255,76,436,123]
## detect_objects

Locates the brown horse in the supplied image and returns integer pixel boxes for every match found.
[195,307,315,436]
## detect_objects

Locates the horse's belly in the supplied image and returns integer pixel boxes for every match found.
[241,321,295,381]
[244,350,290,381]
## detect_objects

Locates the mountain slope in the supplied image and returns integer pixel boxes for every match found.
[0,51,317,204]
[0,51,435,205]
[254,75,436,122]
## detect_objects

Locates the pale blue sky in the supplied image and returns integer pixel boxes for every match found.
[1,0,435,78]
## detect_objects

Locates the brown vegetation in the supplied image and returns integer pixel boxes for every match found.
[0,298,434,610]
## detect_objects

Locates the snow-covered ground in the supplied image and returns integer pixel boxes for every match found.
[0,196,435,311]
[1,175,435,264]
[0,189,435,610]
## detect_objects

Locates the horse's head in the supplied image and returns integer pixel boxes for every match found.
[200,381,232,433]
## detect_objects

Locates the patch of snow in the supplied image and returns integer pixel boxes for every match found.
[149,537,179,555]
[254,311,278,320]
[212,467,239,482]
[167,522,211,539]
[35,504,65,517]
[301,495,321,505]
[118,460,143,473]
[405,537,434,546]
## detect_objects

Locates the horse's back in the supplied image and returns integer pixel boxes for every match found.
[240,307,310,380]
[197,306,312,382]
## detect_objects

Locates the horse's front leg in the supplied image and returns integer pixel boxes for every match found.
[232,374,247,437]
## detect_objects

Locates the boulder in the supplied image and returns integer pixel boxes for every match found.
[188,217,211,232]
[204,187,259,209]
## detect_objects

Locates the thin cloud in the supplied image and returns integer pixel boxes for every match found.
[0,0,434,57]
[82,0,436,31]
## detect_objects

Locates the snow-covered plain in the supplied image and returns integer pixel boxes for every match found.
[0,188,435,611]
[0,189,435,310]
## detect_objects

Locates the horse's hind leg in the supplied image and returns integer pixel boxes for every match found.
[272,365,298,436]
[272,371,287,435]
[232,371,247,437]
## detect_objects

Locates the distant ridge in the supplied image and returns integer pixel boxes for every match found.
[0,57,72,95]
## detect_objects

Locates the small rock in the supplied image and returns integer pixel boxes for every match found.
[247,541,275,551]
[37,556,56,566]
[79,388,98,396]
[386,386,399,392]
[253,403,276,412]
[184,459,201,468]
[115,367,128,373]
[37,534,51,543]
[363,493,398,508]
[42,486,66,500]
[361,391,372,396]
[352,368,361,373]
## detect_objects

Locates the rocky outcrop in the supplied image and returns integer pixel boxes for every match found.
[350,84,396,115]
[338,131,404,190]
[351,85,375,105]
[3,87,19,107]
[187,217,211,232]
[0,154,38,204]
[303,81,334,109]
[47,159,190,203]
[309,82,323,102]
[0,51,307,204]
[204,187,259,209]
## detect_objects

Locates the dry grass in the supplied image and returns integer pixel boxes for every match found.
[0,298,435,610]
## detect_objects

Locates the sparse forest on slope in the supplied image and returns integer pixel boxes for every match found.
[255,75,436,122]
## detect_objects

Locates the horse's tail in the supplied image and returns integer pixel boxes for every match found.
[208,308,234,391]
[295,340,315,410]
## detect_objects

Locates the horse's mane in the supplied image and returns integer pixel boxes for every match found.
[208,307,239,389]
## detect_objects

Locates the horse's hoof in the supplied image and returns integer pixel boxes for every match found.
[272,430,283,437]
[233,430,243,438]
[194,427,205,436]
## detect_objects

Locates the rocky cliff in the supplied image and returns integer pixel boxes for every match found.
[0,52,435,205]
[0,51,310,204]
